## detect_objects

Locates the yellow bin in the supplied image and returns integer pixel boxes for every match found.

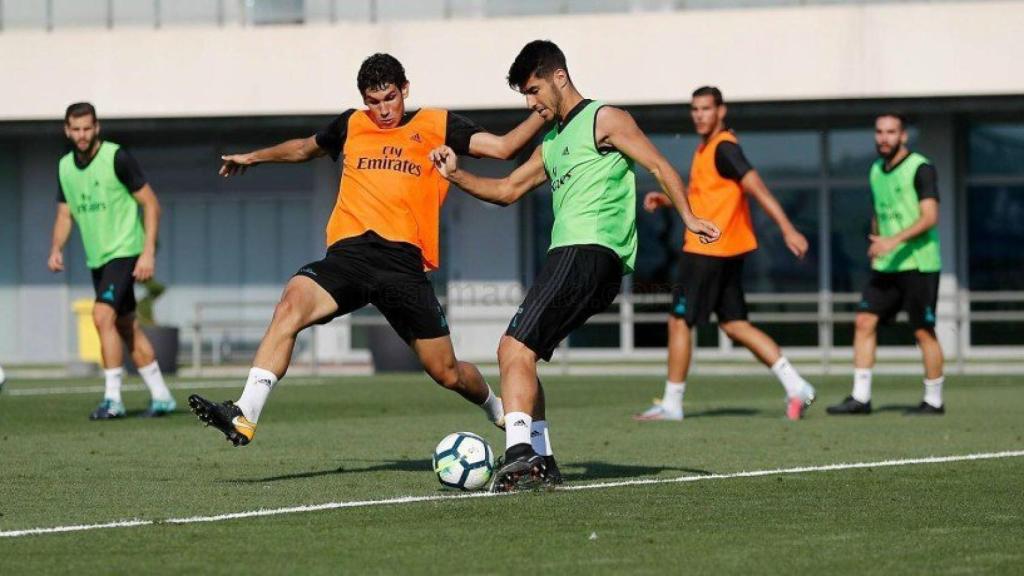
[72,299,102,364]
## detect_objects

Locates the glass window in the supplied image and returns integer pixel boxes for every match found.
[113,0,157,26]
[251,0,305,25]
[2,0,48,28]
[968,124,1024,176]
[52,0,108,28]
[162,0,221,26]
[376,0,446,21]
[829,186,874,293]
[968,185,1024,291]
[737,131,820,182]
[743,187,819,293]
[485,0,566,17]
[828,127,919,180]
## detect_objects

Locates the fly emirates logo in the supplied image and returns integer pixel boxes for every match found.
[356,145,423,176]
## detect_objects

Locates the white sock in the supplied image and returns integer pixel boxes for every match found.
[103,367,124,403]
[138,361,173,402]
[852,368,872,403]
[478,387,504,424]
[661,380,685,414]
[505,411,532,451]
[235,367,278,423]
[531,420,553,456]
[771,357,811,399]
[923,376,944,408]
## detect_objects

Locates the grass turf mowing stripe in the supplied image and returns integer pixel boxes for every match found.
[2,449,1022,539]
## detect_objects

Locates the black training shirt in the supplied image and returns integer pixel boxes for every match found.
[314,109,484,161]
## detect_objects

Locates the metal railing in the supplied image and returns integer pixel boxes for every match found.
[188,289,1024,374]
[0,0,995,33]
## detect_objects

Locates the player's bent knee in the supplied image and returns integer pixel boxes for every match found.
[720,320,749,340]
[270,297,308,334]
[497,337,533,368]
[92,306,117,331]
[855,314,878,333]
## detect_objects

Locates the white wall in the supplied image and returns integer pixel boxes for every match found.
[1,1,1023,121]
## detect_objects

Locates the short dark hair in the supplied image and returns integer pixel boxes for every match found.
[356,53,408,94]
[507,40,569,91]
[877,112,910,130]
[65,102,97,124]
[692,86,724,106]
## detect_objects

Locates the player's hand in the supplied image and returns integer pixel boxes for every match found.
[133,251,155,281]
[219,153,255,177]
[643,191,672,213]
[429,145,459,180]
[784,228,809,260]
[686,217,721,244]
[867,234,899,259]
[47,250,64,273]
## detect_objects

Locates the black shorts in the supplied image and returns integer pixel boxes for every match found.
[858,270,940,330]
[91,256,138,316]
[506,245,622,362]
[670,251,748,327]
[295,232,449,343]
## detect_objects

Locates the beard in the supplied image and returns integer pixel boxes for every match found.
[72,134,99,156]
[876,143,899,162]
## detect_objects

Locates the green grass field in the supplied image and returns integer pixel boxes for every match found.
[1,372,1022,574]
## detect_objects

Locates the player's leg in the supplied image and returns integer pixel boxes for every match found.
[635,252,710,421]
[88,257,141,420]
[115,312,176,416]
[493,334,544,489]
[494,246,621,490]
[529,378,562,484]
[906,272,945,414]
[412,336,504,427]
[189,273,342,446]
[830,272,898,415]
[373,257,504,427]
[91,302,127,419]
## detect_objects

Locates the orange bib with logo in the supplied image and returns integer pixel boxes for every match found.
[325,109,449,270]
[684,130,757,257]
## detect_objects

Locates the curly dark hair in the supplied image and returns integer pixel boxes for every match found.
[507,40,569,91]
[357,53,408,94]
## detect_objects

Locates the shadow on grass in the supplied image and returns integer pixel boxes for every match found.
[874,404,920,413]
[683,407,761,418]
[228,459,713,485]
[230,459,432,483]
[562,461,714,482]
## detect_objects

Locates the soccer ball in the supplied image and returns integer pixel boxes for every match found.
[432,432,494,491]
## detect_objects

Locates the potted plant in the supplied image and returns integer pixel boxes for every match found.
[136,279,179,374]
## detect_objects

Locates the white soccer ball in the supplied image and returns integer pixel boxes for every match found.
[432,432,494,491]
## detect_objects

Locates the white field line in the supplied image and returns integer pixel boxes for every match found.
[2,449,1022,539]
[2,379,333,397]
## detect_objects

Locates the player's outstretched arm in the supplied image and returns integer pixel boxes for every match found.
[430,144,547,207]
[47,203,72,273]
[467,111,546,160]
[597,106,719,243]
[131,184,161,281]
[740,171,808,259]
[219,136,326,177]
